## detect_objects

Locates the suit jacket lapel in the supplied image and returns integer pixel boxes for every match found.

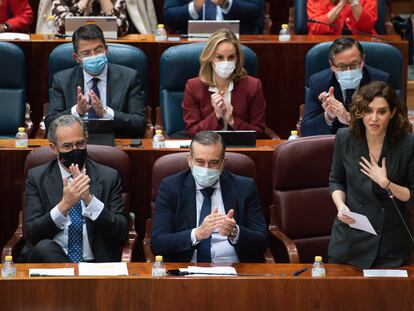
[44,160,64,209]
[84,160,102,245]
[71,66,84,108]
[182,172,197,229]
[106,64,120,110]
[220,171,237,217]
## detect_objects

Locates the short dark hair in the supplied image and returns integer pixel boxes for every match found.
[328,37,364,62]
[48,115,87,144]
[190,131,226,160]
[349,81,410,139]
[72,24,106,53]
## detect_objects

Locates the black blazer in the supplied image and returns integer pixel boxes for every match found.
[46,63,147,138]
[328,128,414,268]
[22,159,128,262]
[301,65,390,137]
[151,169,268,262]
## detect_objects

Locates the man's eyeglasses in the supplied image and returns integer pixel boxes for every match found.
[333,62,362,72]
[55,139,86,152]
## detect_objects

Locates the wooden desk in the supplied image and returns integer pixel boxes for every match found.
[0,139,282,260]
[5,34,407,138]
[0,262,413,310]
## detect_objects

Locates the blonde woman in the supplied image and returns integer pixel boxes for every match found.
[182,29,266,137]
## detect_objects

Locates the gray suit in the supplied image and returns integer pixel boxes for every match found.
[21,159,128,262]
[46,63,146,138]
[328,128,414,268]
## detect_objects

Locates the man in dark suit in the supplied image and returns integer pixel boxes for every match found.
[21,115,128,263]
[163,0,263,34]
[46,24,146,138]
[301,37,389,136]
[152,131,267,263]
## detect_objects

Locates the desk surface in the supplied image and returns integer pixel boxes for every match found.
[0,263,413,311]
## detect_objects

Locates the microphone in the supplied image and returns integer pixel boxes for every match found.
[385,188,414,244]
[307,18,388,41]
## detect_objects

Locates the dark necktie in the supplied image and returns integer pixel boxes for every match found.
[197,187,215,262]
[344,88,355,108]
[88,78,100,118]
[68,201,83,263]
[203,0,216,20]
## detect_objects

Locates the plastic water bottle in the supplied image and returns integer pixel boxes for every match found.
[288,130,299,141]
[152,255,166,277]
[152,129,166,148]
[46,15,57,39]
[279,24,291,42]
[2,256,16,278]
[15,127,28,148]
[311,256,326,277]
[155,24,167,41]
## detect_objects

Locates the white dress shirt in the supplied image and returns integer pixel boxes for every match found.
[71,64,115,119]
[188,0,233,20]
[50,162,105,261]
[190,180,240,264]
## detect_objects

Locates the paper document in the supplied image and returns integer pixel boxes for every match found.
[0,32,30,40]
[29,268,74,277]
[363,269,408,277]
[78,262,128,276]
[179,266,237,276]
[341,210,377,235]
[164,140,191,149]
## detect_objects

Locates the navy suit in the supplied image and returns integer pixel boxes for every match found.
[301,66,389,137]
[151,169,268,262]
[163,0,263,34]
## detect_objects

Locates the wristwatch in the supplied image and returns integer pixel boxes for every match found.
[220,0,231,10]
[0,23,11,32]
[351,0,359,7]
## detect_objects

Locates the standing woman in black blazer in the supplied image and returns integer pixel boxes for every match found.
[328,81,414,269]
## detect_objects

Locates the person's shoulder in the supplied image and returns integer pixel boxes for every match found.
[87,159,118,178]
[398,132,414,147]
[238,75,260,85]
[222,170,255,188]
[335,127,352,142]
[54,65,80,80]
[28,160,56,178]
[108,63,137,75]
[161,169,192,187]
[187,77,204,87]
[310,68,332,80]
[365,65,389,81]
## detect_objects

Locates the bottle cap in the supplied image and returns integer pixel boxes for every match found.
[47,15,55,21]
[5,255,12,261]
[155,129,163,135]
[155,255,163,262]
[282,24,288,29]
[315,256,322,262]
[18,127,25,132]
[291,130,298,135]
[157,24,165,29]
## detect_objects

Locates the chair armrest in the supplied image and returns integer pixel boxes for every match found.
[268,225,300,263]
[25,103,34,138]
[264,248,275,263]
[264,126,280,140]
[144,105,154,138]
[2,211,25,260]
[121,212,138,263]
[142,218,155,262]
[35,103,48,139]
[296,104,304,136]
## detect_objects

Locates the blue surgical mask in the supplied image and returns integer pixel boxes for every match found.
[213,61,236,79]
[336,69,363,90]
[82,53,108,76]
[191,165,221,188]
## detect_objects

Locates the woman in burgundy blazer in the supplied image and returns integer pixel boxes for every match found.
[182,29,266,137]
[0,0,33,33]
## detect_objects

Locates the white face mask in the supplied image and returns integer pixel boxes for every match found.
[336,69,363,90]
[213,61,236,79]
[191,165,221,188]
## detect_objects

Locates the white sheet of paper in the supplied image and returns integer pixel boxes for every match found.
[363,269,408,277]
[341,210,377,235]
[29,268,74,276]
[179,266,237,276]
[164,140,191,149]
[78,262,128,276]
[0,32,30,40]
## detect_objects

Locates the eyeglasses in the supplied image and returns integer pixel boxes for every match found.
[79,46,106,58]
[333,62,362,72]
[55,139,86,152]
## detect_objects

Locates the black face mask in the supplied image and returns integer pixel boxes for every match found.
[58,148,87,169]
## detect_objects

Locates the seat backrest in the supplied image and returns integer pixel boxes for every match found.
[304,41,404,99]
[159,43,258,137]
[294,0,385,34]
[48,43,148,105]
[272,135,337,262]
[0,42,26,137]
[151,152,257,205]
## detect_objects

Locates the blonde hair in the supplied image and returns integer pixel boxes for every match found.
[199,29,247,86]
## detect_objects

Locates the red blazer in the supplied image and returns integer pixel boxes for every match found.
[307,0,377,35]
[0,0,33,32]
[182,76,266,137]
